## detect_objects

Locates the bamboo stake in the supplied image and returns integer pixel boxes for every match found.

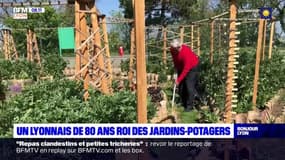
[192,11,229,24]
[180,26,184,43]
[197,25,201,56]
[218,24,222,54]
[163,26,167,65]
[262,20,267,61]
[191,25,194,49]
[210,20,215,64]
[26,29,30,61]
[268,21,275,59]
[134,0,147,123]
[252,19,265,108]
[128,27,135,90]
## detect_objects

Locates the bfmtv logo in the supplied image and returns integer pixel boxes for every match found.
[13,7,45,13]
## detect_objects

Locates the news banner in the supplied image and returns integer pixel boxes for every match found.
[1,123,284,159]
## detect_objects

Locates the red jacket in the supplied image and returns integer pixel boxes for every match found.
[170,44,199,84]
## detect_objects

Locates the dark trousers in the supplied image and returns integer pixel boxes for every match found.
[178,65,200,109]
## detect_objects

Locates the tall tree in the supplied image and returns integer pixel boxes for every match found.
[108,11,131,54]
[4,6,66,56]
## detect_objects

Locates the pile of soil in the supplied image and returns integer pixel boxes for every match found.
[147,86,163,103]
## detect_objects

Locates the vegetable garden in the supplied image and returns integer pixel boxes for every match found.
[0,0,285,137]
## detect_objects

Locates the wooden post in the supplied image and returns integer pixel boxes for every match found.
[89,2,109,95]
[219,24,222,54]
[74,0,81,79]
[191,24,194,49]
[262,20,267,61]
[197,25,201,56]
[27,29,34,62]
[163,26,167,65]
[101,15,113,87]
[32,32,40,64]
[252,19,265,108]
[7,31,10,60]
[128,27,135,90]
[11,35,18,60]
[210,20,215,64]
[268,21,275,59]
[180,26,184,43]
[134,0,147,123]
[225,0,237,124]
[26,29,30,61]
[80,2,90,99]
[3,30,8,60]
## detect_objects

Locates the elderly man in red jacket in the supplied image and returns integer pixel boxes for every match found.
[170,39,201,111]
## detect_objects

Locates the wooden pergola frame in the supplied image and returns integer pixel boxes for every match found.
[1,0,277,125]
[73,0,112,99]
[26,29,41,64]
[0,28,18,60]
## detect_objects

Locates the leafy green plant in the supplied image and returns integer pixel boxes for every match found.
[41,54,67,78]
[88,90,156,123]
[0,60,40,80]
[0,79,157,137]
[198,49,285,115]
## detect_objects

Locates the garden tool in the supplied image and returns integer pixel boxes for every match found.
[171,74,178,114]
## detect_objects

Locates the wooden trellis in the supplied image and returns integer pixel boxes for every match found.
[128,27,136,90]
[1,28,18,60]
[74,0,112,99]
[26,29,41,64]
[224,0,239,123]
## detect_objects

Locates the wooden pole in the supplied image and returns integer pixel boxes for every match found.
[191,24,194,49]
[268,21,275,59]
[101,15,113,87]
[3,30,8,60]
[219,24,222,54]
[26,29,30,61]
[89,2,109,95]
[210,20,215,64]
[134,0,147,123]
[128,27,135,90]
[225,0,238,124]
[32,33,40,64]
[6,31,9,60]
[27,29,34,62]
[180,26,184,43]
[75,0,81,79]
[11,35,18,60]
[262,20,267,61]
[252,19,265,108]
[163,26,167,65]
[80,2,90,99]
[197,25,201,56]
